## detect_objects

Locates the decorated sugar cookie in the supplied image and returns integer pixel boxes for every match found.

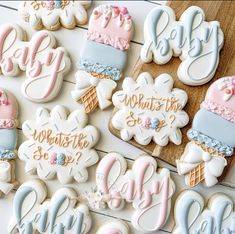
[141,5,224,86]
[172,190,235,234]
[111,72,189,146]
[18,105,100,184]
[97,221,130,234]
[18,1,91,30]
[0,23,71,103]
[71,5,134,113]
[177,76,235,187]
[94,153,175,233]
[0,88,18,196]
[8,179,92,233]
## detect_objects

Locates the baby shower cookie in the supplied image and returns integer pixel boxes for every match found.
[0,88,18,196]
[141,5,224,86]
[0,23,71,103]
[111,72,189,146]
[8,179,92,233]
[71,4,134,113]
[177,76,235,187]
[172,190,235,234]
[95,153,175,233]
[18,1,91,30]
[97,221,130,234]
[18,105,100,184]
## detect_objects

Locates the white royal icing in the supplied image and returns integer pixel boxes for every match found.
[0,23,71,103]
[96,153,175,233]
[18,105,100,184]
[141,6,224,86]
[172,190,235,234]
[112,72,189,146]
[96,221,130,234]
[8,179,92,234]
[18,1,91,30]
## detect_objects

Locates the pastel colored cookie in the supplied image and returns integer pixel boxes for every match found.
[88,5,134,51]
[111,72,189,146]
[141,5,224,86]
[172,190,235,234]
[95,153,175,233]
[80,40,128,71]
[0,88,18,196]
[18,1,91,30]
[8,179,92,233]
[177,76,235,187]
[97,221,130,234]
[0,23,71,103]
[192,108,235,147]
[18,105,100,184]
[71,4,134,113]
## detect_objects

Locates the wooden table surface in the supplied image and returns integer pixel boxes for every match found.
[0,1,235,234]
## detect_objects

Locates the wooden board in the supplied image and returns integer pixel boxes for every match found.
[109,0,235,179]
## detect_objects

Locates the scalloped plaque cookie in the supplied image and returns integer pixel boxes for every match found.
[177,76,235,187]
[18,105,100,184]
[111,72,189,146]
[71,4,134,113]
[173,190,235,234]
[0,23,71,103]
[9,179,92,234]
[141,5,224,86]
[95,153,175,233]
[18,1,91,30]
[0,88,18,196]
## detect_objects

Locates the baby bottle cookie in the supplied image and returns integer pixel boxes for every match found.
[0,88,18,196]
[18,1,91,30]
[177,76,235,187]
[71,5,134,113]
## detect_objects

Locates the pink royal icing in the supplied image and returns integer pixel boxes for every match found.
[88,5,134,51]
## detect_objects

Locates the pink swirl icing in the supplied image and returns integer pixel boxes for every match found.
[87,31,129,51]
[202,100,235,123]
[0,119,18,128]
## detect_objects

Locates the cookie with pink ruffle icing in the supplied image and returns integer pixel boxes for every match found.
[97,221,130,234]
[0,88,18,196]
[71,5,134,113]
[177,75,235,187]
[18,1,91,30]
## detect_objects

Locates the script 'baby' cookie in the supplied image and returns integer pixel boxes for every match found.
[141,5,224,86]
[18,105,100,184]
[71,5,134,113]
[172,190,235,234]
[97,221,130,234]
[177,76,235,187]
[111,72,189,146]
[0,88,18,196]
[0,23,71,103]
[8,179,92,234]
[95,153,175,233]
[18,1,91,30]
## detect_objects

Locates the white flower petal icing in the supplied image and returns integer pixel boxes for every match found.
[18,105,100,184]
[111,72,189,146]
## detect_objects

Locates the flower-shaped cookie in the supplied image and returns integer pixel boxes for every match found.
[111,72,189,146]
[19,105,100,184]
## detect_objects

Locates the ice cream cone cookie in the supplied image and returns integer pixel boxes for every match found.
[18,1,91,30]
[71,5,134,113]
[141,5,224,86]
[172,190,235,234]
[177,76,235,187]
[18,105,100,184]
[111,72,189,146]
[94,153,175,233]
[8,179,92,234]
[0,23,71,103]
[97,221,130,234]
[0,88,18,196]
